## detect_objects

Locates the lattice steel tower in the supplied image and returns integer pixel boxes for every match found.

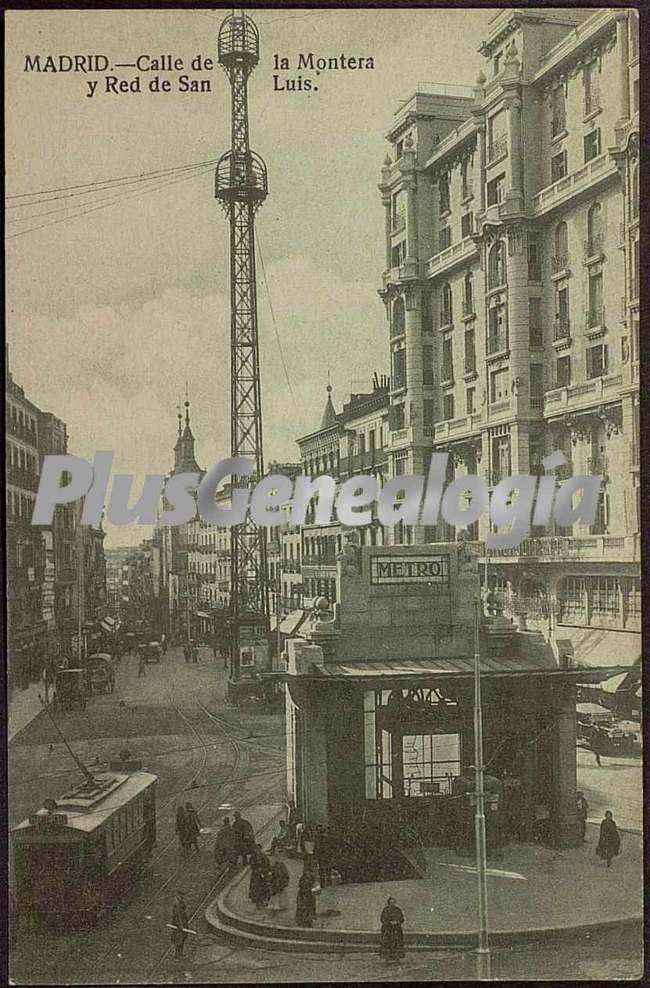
[216,11,269,681]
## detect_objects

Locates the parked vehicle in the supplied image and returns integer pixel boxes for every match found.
[86,654,115,695]
[145,642,162,664]
[53,669,87,711]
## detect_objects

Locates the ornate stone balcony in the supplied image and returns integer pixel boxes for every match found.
[483,534,640,565]
[531,153,618,218]
[424,235,477,279]
[544,373,624,415]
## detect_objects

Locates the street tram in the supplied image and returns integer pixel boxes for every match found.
[11,759,157,926]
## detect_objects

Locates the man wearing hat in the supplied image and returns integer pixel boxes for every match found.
[171,890,189,958]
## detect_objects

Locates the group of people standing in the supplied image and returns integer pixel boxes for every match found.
[183,641,200,663]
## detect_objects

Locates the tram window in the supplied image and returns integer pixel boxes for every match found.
[402,733,461,796]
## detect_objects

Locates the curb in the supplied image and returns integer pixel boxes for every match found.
[205,849,642,954]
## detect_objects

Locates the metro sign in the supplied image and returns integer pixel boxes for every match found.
[370,554,450,588]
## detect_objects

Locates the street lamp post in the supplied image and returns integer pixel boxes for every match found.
[473,596,491,980]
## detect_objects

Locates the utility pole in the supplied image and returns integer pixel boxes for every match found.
[216,11,270,694]
[76,500,85,666]
[276,559,282,664]
[473,596,491,980]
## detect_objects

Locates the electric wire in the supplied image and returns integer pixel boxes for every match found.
[6,165,215,240]
[256,234,300,414]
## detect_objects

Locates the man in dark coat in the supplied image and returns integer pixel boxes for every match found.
[184,802,202,852]
[379,896,405,964]
[232,810,255,866]
[214,817,238,870]
[596,810,621,867]
[248,844,272,909]
[170,890,189,958]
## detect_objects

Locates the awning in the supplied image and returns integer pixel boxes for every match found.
[307,655,629,685]
[196,611,211,619]
[280,610,307,636]
[558,627,641,669]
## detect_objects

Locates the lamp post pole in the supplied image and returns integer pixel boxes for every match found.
[474,595,491,980]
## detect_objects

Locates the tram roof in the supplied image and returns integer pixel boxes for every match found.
[12,771,158,834]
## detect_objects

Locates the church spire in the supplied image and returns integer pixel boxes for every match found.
[173,387,201,474]
[320,375,337,430]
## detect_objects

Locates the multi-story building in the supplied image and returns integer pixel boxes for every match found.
[37,411,76,640]
[104,546,134,613]
[375,7,640,685]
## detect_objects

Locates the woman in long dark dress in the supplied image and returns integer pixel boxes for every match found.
[379,897,405,964]
[184,802,202,853]
[596,810,621,867]
[248,845,272,909]
[295,870,317,927]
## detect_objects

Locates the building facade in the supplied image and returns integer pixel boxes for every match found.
[375,6,639,681]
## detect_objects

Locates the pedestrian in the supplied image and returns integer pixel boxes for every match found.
[596,810,621,868]
[138,651,147,678]
[223,650,229,670]
[212,641,218,661]
[176,805,190,852]
[576,791,589,841]
[191,641,199,663]
[268,819,291,855]
[232,810,255,866]
[268,851,290,911]
[248,844,272,909]
[295,868,317,928]
[183,643,190,663]
[379,896,406,965]
[185,801,202,852]
[302,825,316,868]
[170,890,189,958]
[315,825,333,887]
[161,633,167,655]
[214,817,238,870]
[590,728,604,766]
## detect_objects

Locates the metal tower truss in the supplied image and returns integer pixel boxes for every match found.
[216,11,269,675]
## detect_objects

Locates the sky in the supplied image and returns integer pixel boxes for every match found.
[5,6,492,546]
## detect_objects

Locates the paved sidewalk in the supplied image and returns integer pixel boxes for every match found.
[8,681,47,742]
[577,747,642,833]
[216,823,641,942]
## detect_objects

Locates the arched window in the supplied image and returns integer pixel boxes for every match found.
[488,241,506,288]
[463,271,474,314]
[554,221,568,270]
[391,296,405,337]
[440,282,453,326]
[587,203,602,254]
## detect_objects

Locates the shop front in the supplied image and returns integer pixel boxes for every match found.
[285,543,626,850]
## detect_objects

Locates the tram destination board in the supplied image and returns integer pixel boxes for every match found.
[370,554,450,588]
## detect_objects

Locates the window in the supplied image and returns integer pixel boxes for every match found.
[392,348,407,389]
[423,399,435,427]
[369,428,376,453]
[464,327,476,374]
[461,159,472,200]
[632,239,639,298]
[558,577,585,620]
[488,241,506,288]
[390,403,405,431]
[439,173,450,214]
[466,387,476,415]
[583,129,601,163]
[488,302,507,353]
[629,13,639,59]
[586,343,608,379]
[528,235,541,281]
[487,109,507,162]
[394,451,408,476]
[551,150,567,183]
[402,733,461,797]
[587,270,603,328]
[551,85,566,137]
[439,226,452,250]
[442,337,454,383]
[490,367,509,403]
[556,355,571,388]
[529,297,543,347]
[493,52,501,76]
[487,173,505,206]
[491,433,511,484]
[590,575,618,615]
[461,212,473,238]
[422,345,434,386]
[631,165,639,219]
[555,284,570,338]
[443,393,455,420]
[358,433,366,455]
[391,190,406,230]
[440,283,453,326]
[421,292,433,333]
[391,297,405,338]
[463,271,474,315]
[583,61,600,116]
[391,241,406,268]
[633,78,639,114]
[530,363,543,398]
[586,202,603,256]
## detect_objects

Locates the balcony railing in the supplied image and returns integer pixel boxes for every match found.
[583,89,601,116]
[7,465,40,492]
[462,297,475,318]
[551,252,569,274]
[441,365,454,385]
[487,135,508,164]
[584,232,604,258]
[464,358,477,376]
[484,534,639,563]
[6,419,38,445]
[586,304,605,330]
[553,317,570,341]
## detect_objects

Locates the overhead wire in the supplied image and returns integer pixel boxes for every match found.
[6,164,215,240]
[256,233,300,414]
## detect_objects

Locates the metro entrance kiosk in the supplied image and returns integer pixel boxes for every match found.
[284,542,625,849]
